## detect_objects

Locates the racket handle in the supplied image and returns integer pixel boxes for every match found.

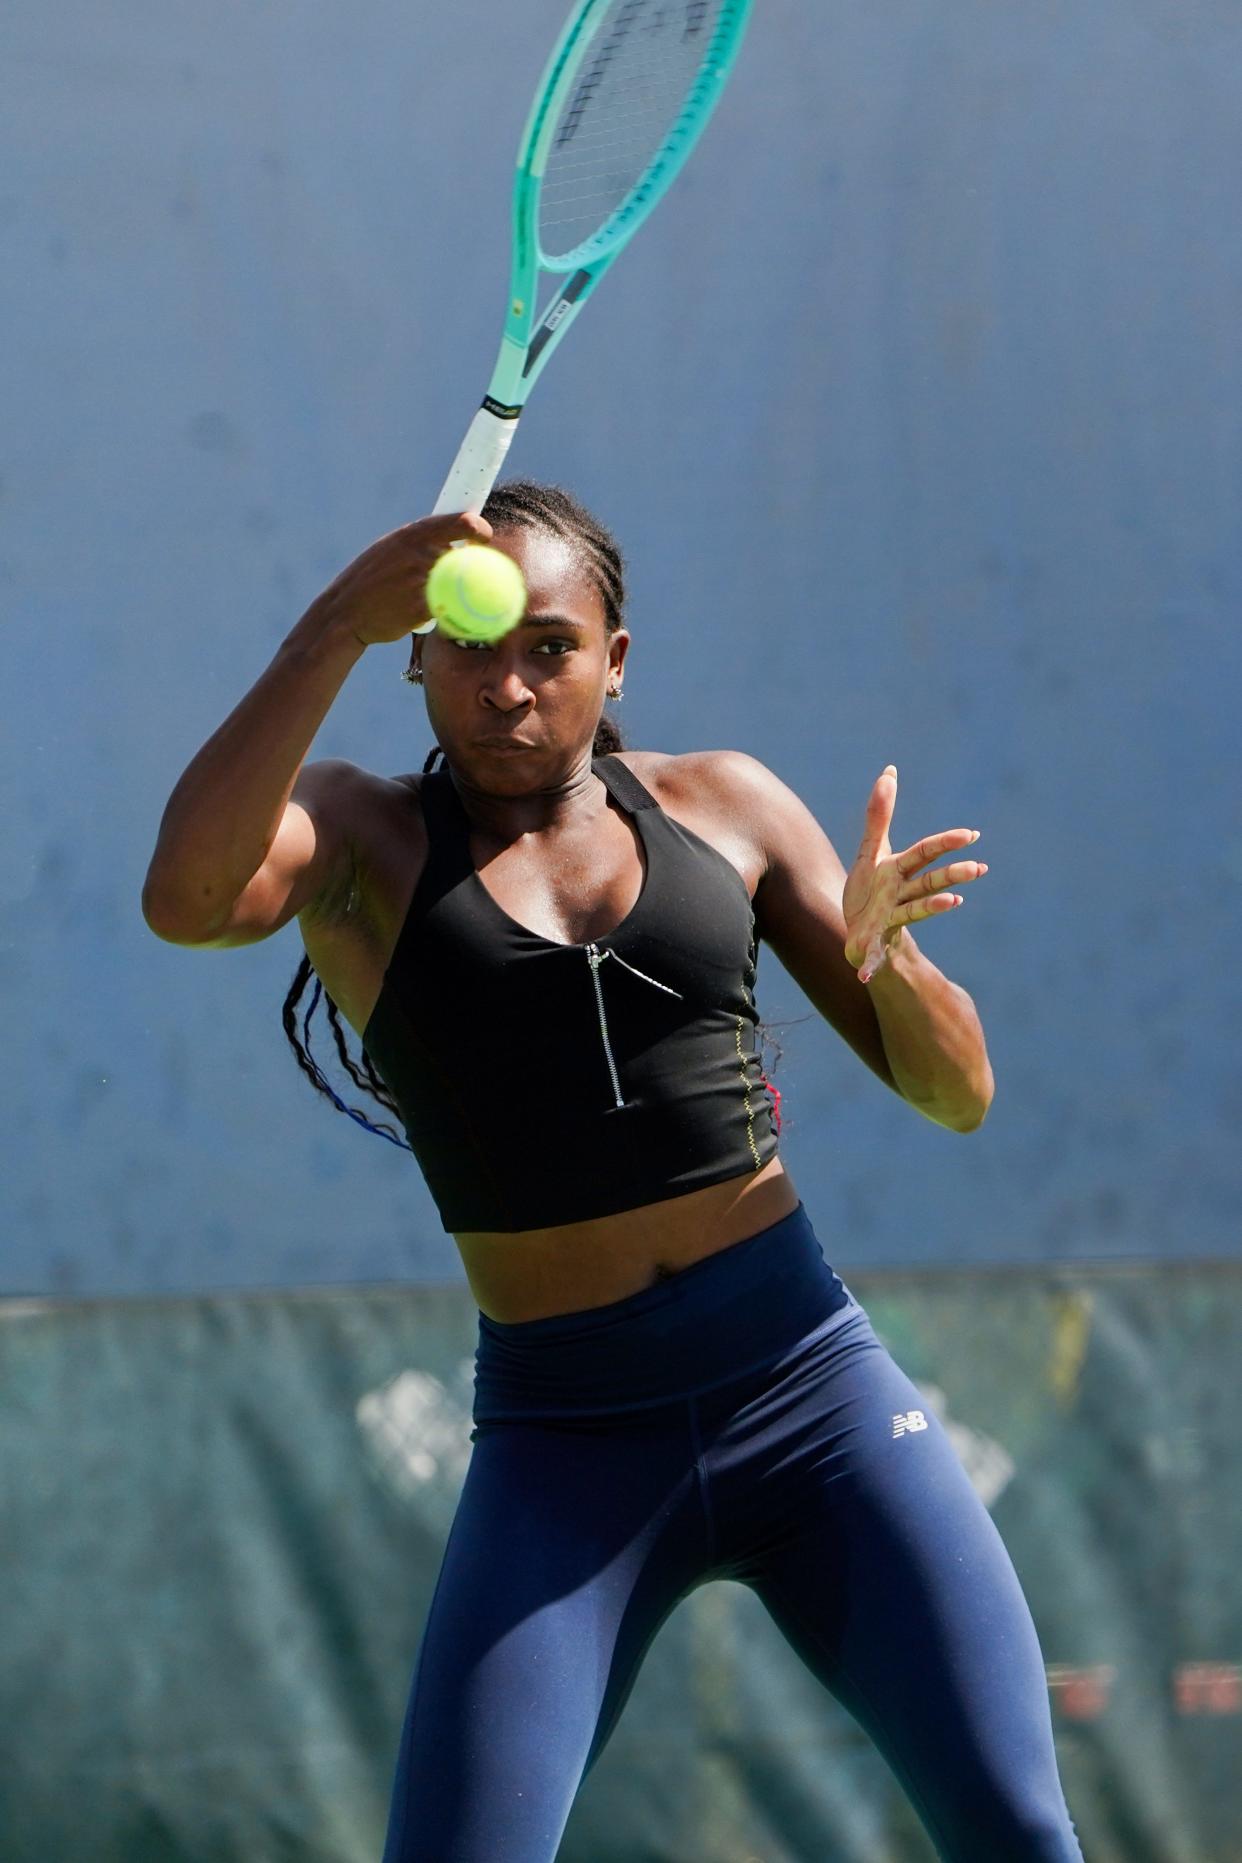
[432,403,521,517]
[408,403,522,635]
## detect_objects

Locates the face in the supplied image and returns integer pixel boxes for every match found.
[413,525,629,791]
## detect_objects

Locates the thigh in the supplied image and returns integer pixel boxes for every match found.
[737,1316,1082,1861]
[382,1413,703,1863]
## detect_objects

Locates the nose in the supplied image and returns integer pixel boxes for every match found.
[479,655,534,712]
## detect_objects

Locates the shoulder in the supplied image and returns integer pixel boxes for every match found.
[612,749,811,863]
[613,749,856,923]
[297,755,405,804]
[298,757,428,847]
[610,747,782,810]
[626,754,894,1092]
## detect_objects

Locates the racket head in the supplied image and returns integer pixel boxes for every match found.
[518,0,754,274]
[414,0,753,646]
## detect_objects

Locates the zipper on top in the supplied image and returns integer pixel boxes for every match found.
[585,942,683,1111]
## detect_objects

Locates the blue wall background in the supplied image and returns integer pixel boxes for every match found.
[3,0,1239,1296]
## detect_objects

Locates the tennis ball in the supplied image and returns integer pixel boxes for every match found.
[425,543,527,641]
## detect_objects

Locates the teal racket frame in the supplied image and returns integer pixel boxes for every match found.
[422,0,755,541]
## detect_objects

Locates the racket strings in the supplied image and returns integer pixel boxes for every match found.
[539,0,731,258]
[544,100,699,164]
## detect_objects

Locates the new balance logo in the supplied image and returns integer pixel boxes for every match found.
[892,1410,928,1438]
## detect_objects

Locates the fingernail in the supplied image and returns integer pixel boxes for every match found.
[970,830,981,842]
[883,764,897,777]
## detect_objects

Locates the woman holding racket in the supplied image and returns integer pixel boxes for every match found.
[144,479,1082,1860]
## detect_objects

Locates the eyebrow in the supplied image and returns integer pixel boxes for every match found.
[520,613,588,629]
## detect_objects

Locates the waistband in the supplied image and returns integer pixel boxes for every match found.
[472,1202,857,1421]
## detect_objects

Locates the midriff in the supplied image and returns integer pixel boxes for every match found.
[454,1154,799,1322]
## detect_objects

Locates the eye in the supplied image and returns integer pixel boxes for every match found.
[448,637,576,654]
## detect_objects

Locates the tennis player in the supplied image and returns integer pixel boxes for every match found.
[144,481,1082,1861]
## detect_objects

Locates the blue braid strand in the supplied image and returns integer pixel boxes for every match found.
[303,978,414,1151]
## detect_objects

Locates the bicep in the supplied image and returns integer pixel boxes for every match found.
[739,762,897,1093]
[157,759,361,950]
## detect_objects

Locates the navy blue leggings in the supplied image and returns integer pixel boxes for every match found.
[382,1205,1082,1861]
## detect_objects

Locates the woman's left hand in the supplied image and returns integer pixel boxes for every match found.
[842,766,989,984]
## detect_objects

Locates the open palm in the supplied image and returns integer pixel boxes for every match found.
[842,766,989,984]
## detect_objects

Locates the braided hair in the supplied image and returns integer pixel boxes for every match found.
[282,479,627,1148]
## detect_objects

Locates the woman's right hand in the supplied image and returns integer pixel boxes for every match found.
[313,511,495,647]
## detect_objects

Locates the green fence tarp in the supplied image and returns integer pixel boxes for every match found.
[4,1266,1240,1862]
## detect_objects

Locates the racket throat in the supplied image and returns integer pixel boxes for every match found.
[523,269,593,378]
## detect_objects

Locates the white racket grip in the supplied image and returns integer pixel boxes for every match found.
[408,404,521,634]
[432,404,520,517]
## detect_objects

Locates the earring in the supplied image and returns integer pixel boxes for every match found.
[402,666,424,685]
[607,685,623,702]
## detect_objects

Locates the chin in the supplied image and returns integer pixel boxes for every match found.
[455,747,546,789]
[453,741,593,793]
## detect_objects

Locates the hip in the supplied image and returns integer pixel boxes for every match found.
[471,1198,859,1423]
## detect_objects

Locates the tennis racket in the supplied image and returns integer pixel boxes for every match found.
[409,0,755,637]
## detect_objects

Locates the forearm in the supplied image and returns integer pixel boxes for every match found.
[142,595,366,922]
[866,927,994,1131]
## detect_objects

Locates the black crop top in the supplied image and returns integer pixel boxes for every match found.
[361,754,780,1232]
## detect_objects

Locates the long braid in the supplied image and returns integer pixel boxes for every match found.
[281,960,413,1148]
[283,481,626,1145]
[320,1006,404,1117]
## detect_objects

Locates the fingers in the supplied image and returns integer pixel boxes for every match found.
[856,856,990,980]
[895,884,975,927]
[857,932,888,985]
[857,765,898,860]
[896,828,982,875]
[852,769,990,979]
[412,509,494,545]
[329,511,497,645]
[890,859,988,928]
[454,509,495,541]
[907,856,989,901]
[856,896,960,977]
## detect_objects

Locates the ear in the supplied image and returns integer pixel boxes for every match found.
[607,629,631,677]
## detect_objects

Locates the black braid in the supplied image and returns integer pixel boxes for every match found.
[324,991,400,1117]
[283,953,327,1095]
[283,480,627,1145]
[281,959,413,1149]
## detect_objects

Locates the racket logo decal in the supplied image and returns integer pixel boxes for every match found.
[524,270,594,377]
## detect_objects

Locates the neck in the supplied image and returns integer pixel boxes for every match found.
[445,751,604,842]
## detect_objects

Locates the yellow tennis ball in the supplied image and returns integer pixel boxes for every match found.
[425,544,527,641]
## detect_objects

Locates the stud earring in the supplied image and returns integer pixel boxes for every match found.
[402,666,424,685]
[607,685,623,702]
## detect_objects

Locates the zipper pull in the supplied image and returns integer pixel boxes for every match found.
[602,946,684,999]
